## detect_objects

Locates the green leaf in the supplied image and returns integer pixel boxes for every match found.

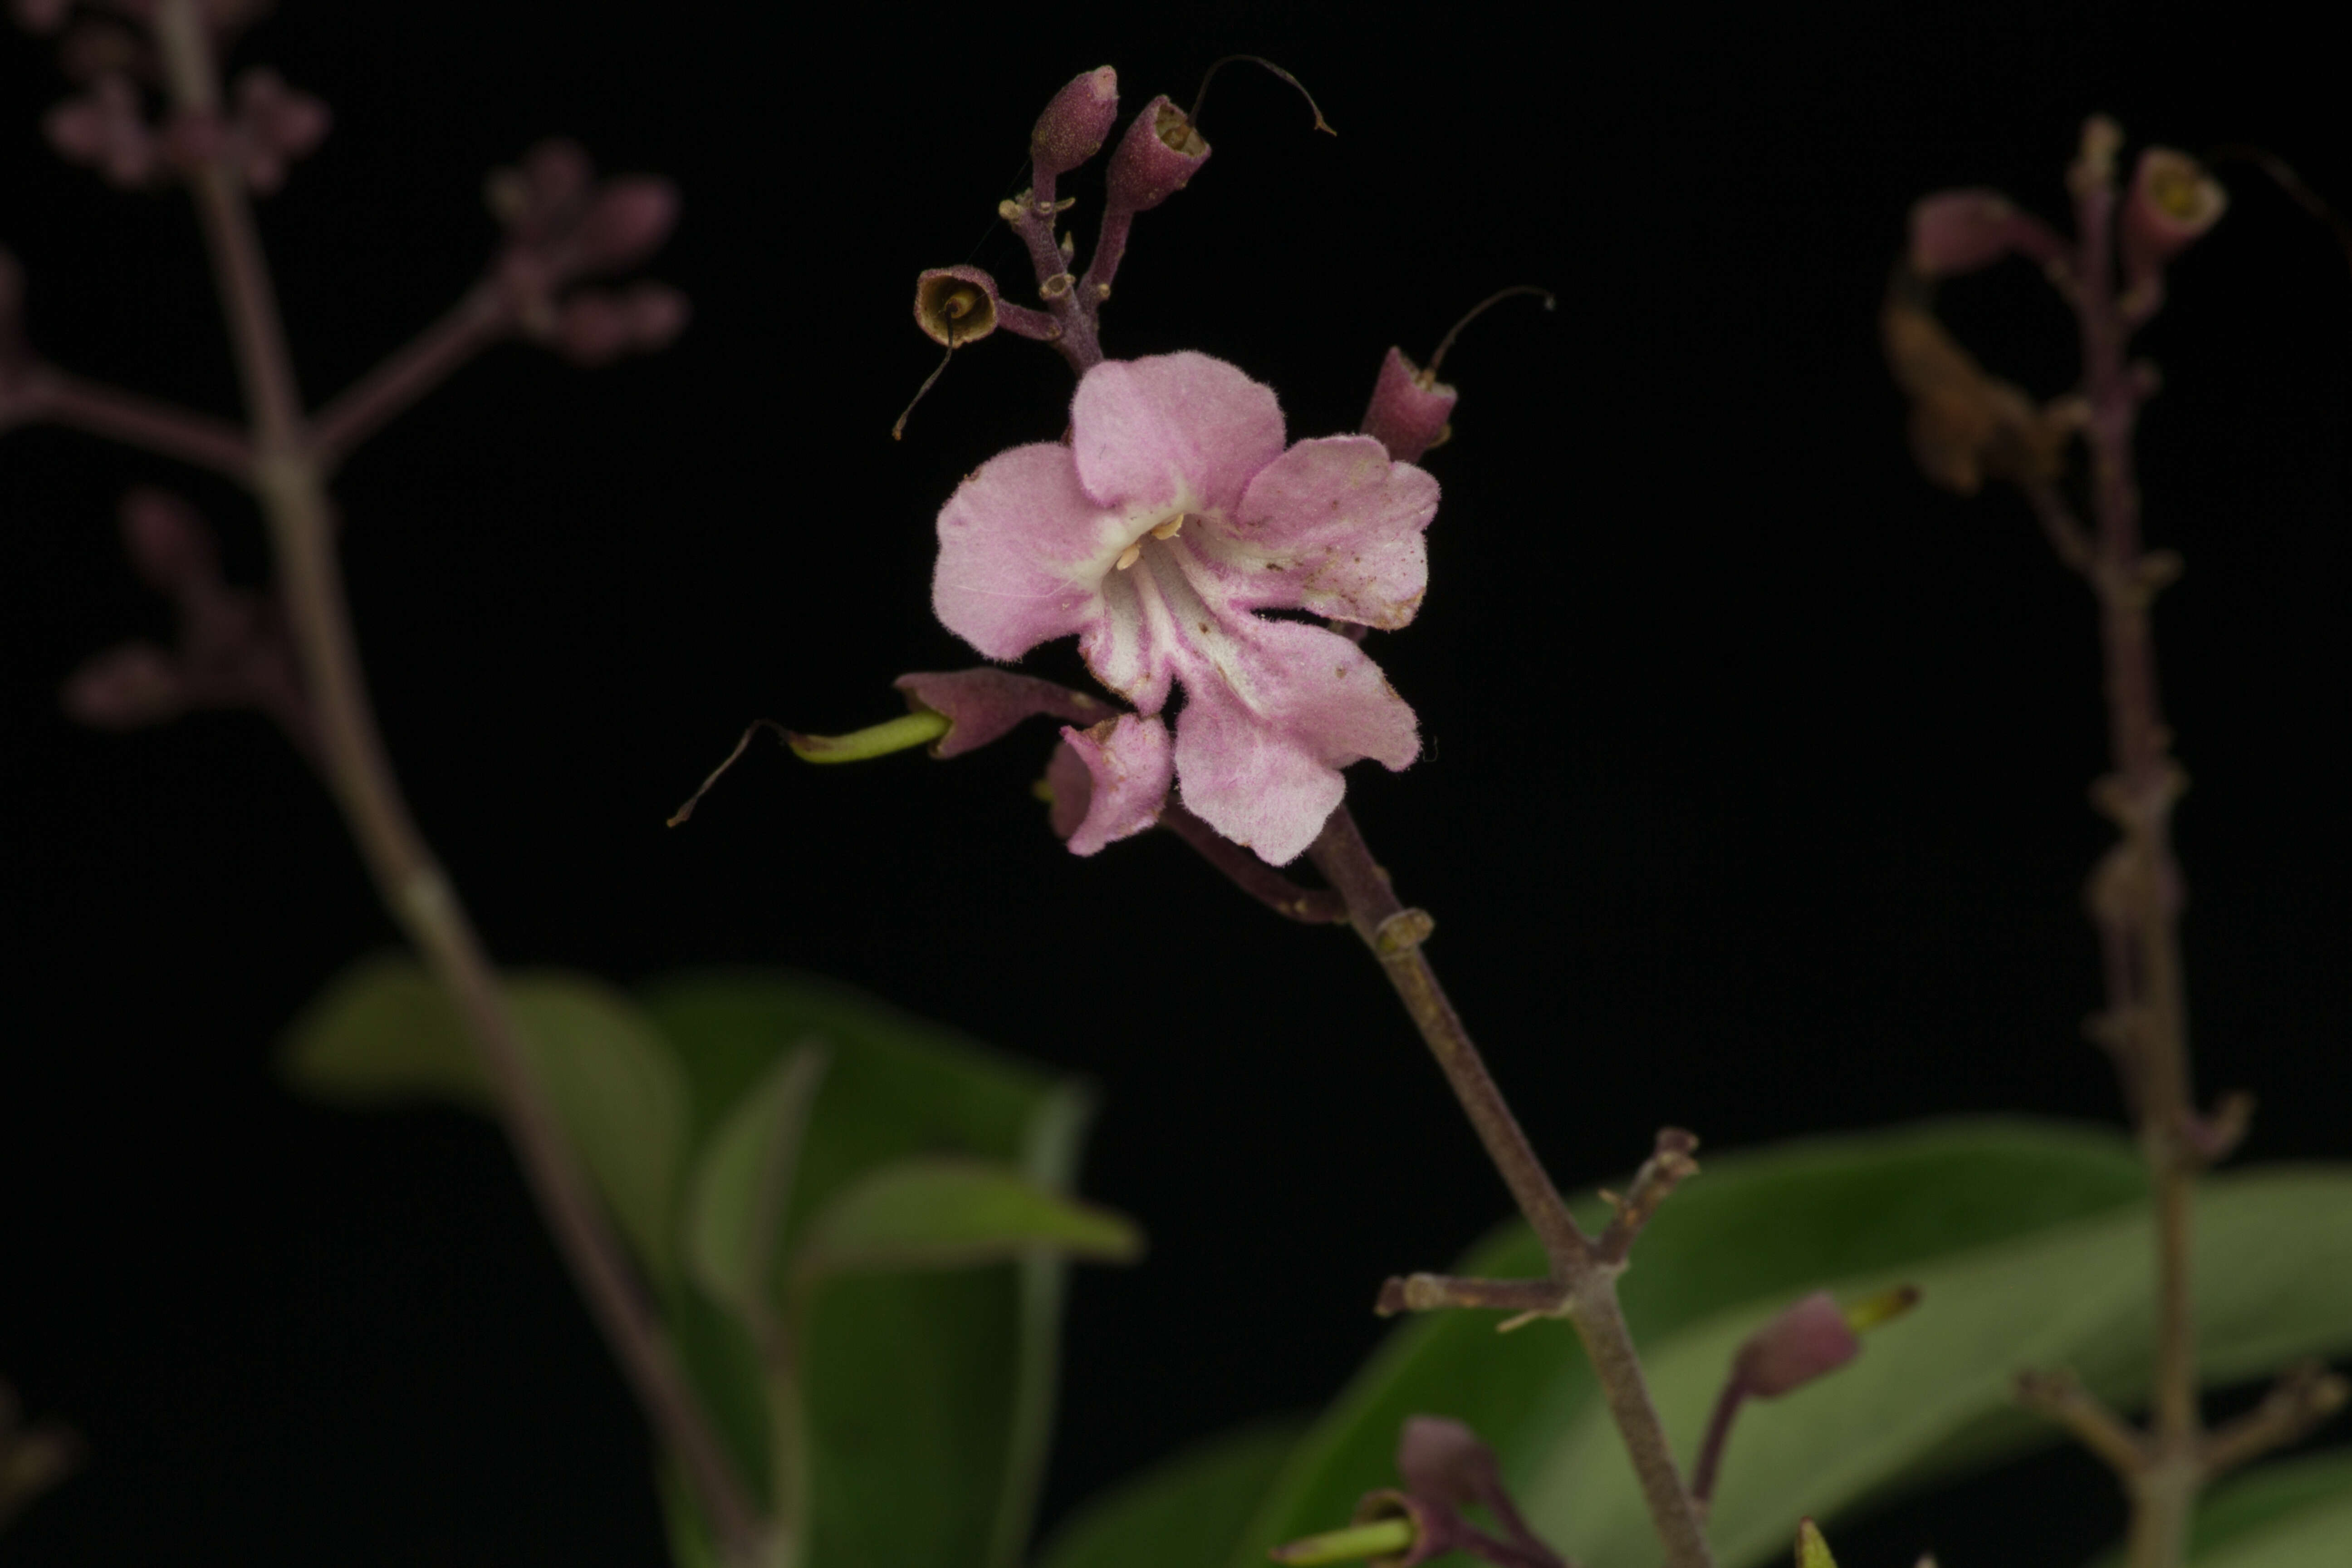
[283,955,688,1278]
[1540,1168,2352,1568]
[794,1156,1142,1279]
[281,953,486,1104]
[2082,1448,2352,1568]
[1034,1421,1308,1568]
[683,1044,830,1323]
[639,971,1116,1568]
[1233,1117,2151,1568]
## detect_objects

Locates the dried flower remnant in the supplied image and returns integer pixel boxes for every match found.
[932,351,1438,864]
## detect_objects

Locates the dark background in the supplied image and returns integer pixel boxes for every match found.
[3,2,2347,1564]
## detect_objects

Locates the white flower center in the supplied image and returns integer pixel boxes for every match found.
[1115,511,1187,572]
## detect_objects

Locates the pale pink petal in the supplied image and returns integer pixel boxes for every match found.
[1071,353,1286,515]
[933,443,1131,659]
[1171,618,1420,864]
[1077,550,1186,712]
[1190,434,1438,628]
[1058,713,1172,856]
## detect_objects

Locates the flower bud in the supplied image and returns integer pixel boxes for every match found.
[1910,189,2035,277]
[1795,1519,1839,1568]
[60,642,186,730]
[1735,1291,1860,1397]
[573,176,681,273]
[1104,95,1209,215]
[2120,147,2226,288]
[1360,348,1456,464]
[912,266,1000,348]
[119,488,217,594]
[1030,66,1118,182]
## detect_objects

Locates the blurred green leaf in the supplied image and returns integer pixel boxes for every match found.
[2083,1448,2352,1568]
[794,1156,1142,1279]
[640,971,1112,1568]
[684,1044,830,1323]
[281,953,485,1104]
[1233,1117,2151,1568]
[1543,1169,2352,1568]
[1034,1421,1307,1568]
[284,955,687,1277]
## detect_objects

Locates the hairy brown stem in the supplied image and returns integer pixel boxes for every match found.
[1308,807,1714,1568]
[2062,119,2202,1568]
[147,2,764,1558]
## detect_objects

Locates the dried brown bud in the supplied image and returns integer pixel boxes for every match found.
[1882,291,2069,494]
[2121,147,2227,298]
[912,265,999,348]
[1105,95,1210,216]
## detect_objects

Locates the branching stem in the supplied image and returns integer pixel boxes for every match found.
[1308,807,1714,1568]
[145,3,764,1559]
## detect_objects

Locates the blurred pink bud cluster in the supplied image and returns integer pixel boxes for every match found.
[40,60,328,193]
[60,489,312,749]
[487,140,689,365]
[1276,1416,1561,1568]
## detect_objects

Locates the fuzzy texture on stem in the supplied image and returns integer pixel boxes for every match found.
[137,3,764,1558]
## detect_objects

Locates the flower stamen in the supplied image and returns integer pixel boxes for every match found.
[1151,512,1187,540]
[1114,541,1144,570]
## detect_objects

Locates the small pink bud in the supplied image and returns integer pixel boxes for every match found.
[11,0,72,34]
[61,642,186,730]
[1733,1291,1861,1398]
[119,488,218,593]
[1360,347,1456,464]
[1030,66,1119,181]
[1104,95,1209,215]
[912,265,1000,348]
[44,75,157,188]
[1908,189,2065,278]
[619,282,690,351]
[2120,147,2226,286]
[573,177,681,272]
[552,291,632,365]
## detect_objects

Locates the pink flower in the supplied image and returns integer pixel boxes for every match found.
[933,352,1439,864]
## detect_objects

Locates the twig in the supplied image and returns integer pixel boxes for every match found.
[2062,119,2205,1568]
[1159,801,1344,922]
[2015,1368,2148,1478]
[309,281,512,472]
[1307,806,1715,1568]
[25,369,254,480]
[145,3,765,1559]
[2199,1362,2350,1481]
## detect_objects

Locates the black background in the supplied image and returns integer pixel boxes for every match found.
[3,3,2347,1564]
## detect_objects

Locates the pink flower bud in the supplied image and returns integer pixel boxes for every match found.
[1734,1290,1862,1398]
[119,488,218,594]
[61,642,186,730]
[619,282,689,351]
[551,291,631,365]
[573,177,681,273]
[1104,95,1209,215]
[2120,147,2226,286]
[11,0,72,35]
[912,265,1000,348]
[1908,189,2066,278]
[1030,66,1119,182]
[1361,347,1456,464]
